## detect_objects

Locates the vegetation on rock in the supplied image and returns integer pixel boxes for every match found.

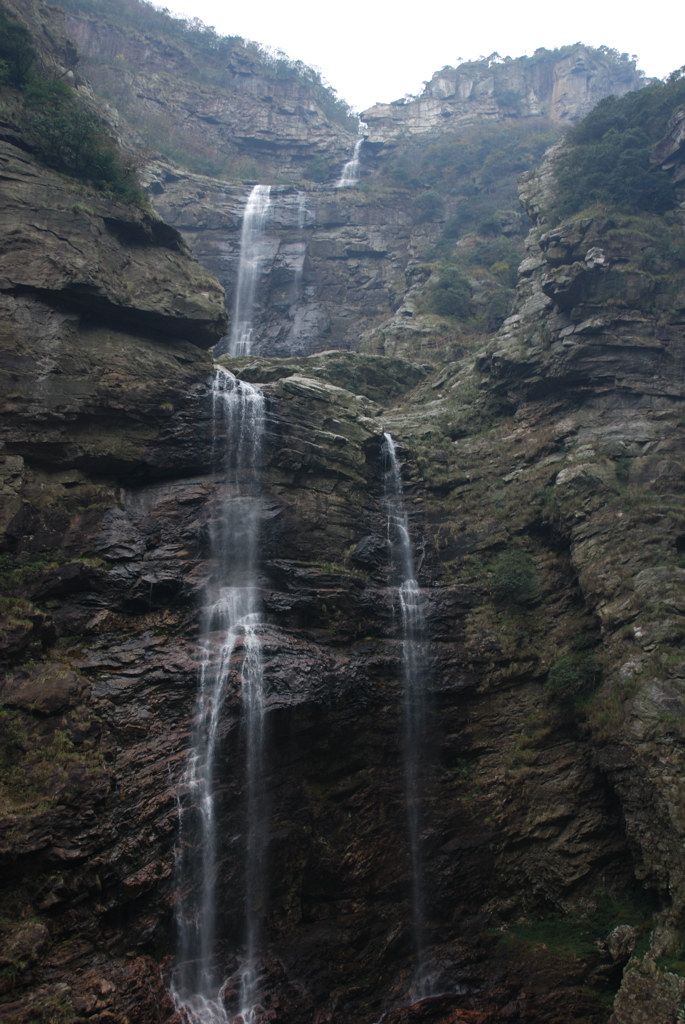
[554,69,685,217]
[0,6,34,86]
[490,550,540,606]
[0,3,142,200]
[57,0,356,126]
[22,78,142,201]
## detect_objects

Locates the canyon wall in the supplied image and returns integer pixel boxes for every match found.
[1,2,685,1023]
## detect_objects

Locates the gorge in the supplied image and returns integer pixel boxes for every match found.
[1,2,685,1024]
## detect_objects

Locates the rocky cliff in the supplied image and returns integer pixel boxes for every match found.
[362,47,648,143]
[0,11,225,1014]
[146,168,429,357]
[1,2,685,1024]
[55,0,357,183]
[143,48,648,360]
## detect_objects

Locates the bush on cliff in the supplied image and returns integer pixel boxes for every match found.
[0,8,35,86]
[426,265,473,318]
[546,651,600,703]
[56,0,356,128]
[490,550,540,605]
[0,4,142,204]
[554,69,685,217]
[23,78,142,202]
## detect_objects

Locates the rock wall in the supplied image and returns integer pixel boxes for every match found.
[362,47,648,144]
[0,82,225,1020]
[142,46,651,362]
[147,166,427,356]
[57,1,356,183]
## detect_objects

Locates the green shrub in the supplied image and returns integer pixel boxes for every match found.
[478,213,503,237]
[303,155,333,182]
[23,78,142,201]
[547,651,600,701]
[441,214,464,239]
[0,9,35,87]
[0,7,142,202]
[554,72,685,217]
[490,550,540,605]
[495,88,522,114]
[414,189,444,224]
[483,289,513,330]
[425,265,473,318]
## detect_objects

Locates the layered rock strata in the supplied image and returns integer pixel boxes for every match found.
[57,1,356,183]
[147,166,426,356]
[363,47,648,144]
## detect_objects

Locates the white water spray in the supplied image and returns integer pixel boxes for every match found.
[229,185,272,356]
[172,367,267,1024]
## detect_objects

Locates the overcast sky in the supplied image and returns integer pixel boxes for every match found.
[160,0,684,113]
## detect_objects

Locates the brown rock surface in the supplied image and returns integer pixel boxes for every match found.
[0,135,225,345]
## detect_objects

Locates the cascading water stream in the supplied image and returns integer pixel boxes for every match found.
[335,137,363,187]
[229,185,272,356]
[382,432,432,998]
[172,367,267,1024]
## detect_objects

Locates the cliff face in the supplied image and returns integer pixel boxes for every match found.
[140,47,648,361]
[56,0,356,183]
[472,132,685,1020]
[147,168,428,357]
[2,3,685,1024]
[0,44,226,1017]
[362,47,648,143]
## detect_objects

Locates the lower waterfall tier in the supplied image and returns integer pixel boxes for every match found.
[2,346,681,1022]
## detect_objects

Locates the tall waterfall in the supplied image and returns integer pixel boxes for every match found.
[335,138,363,188]
[172,367,267,1024]
[229,185,272,356]
[382,432,431,996]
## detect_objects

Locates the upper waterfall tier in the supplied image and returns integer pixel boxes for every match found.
[229,186,273,357]
[335,138,364,188]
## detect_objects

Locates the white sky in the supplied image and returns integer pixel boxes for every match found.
[160,0,684,113]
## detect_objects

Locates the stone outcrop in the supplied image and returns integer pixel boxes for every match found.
[0,139,224,485]
[1,319,666,1023]
[363,47,648,144]
[653,104,685,184]
[0,138,225,346]
[142,46,653,362]
[0,73,224,1021]
[470,141,685,1021]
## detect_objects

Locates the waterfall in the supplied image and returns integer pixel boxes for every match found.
[229,185,272,356]
[335,137,363,188]
[172,367,267,1024]
[382,432,431,997]
[297,192,308,230]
